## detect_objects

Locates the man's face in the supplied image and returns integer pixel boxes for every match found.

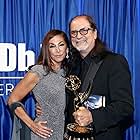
[70,16,97,57]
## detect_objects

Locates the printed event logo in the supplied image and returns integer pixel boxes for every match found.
[0,43,35,96]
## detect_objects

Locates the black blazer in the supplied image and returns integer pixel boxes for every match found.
[65,52,134,140]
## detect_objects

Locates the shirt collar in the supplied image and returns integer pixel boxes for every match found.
[81,48,108,64]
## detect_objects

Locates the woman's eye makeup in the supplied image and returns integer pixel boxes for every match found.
[59,43,64,46]
[49,42,65,48]
[49,45,56,48]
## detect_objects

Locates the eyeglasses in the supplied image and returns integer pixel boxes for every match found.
[70,28,93,38]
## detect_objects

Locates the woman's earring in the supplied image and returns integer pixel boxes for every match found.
[66,53,69,59]
[66,49,69,59]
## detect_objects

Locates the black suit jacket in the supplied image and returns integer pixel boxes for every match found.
[65,51,134,140]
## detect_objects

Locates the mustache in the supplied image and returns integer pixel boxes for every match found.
[75,40,87,44]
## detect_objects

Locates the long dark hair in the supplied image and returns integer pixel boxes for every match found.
[37,29,69,73]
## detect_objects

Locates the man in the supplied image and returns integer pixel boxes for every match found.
[65,15,134,140]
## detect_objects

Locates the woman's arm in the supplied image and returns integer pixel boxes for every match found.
[8,72,39,104]
[7,72,52,138]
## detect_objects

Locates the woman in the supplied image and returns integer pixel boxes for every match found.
[7,29,69,140]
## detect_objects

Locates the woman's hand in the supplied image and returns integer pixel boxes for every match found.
[35,103,43,117]
[31,120,53,138]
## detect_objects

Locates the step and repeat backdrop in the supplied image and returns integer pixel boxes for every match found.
[0,0,140,140]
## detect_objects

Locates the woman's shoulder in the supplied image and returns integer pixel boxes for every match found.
[28,64,47,79]
[29,64,43,69]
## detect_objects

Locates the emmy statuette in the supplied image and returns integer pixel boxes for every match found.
[64,75,94,140]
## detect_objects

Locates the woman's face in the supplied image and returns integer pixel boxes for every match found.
[48,35,67,65]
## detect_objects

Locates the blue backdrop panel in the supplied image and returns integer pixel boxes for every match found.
[0,0,139,140]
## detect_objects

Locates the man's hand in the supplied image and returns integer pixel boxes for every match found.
[73,107,93,126]
[31,120,53,138]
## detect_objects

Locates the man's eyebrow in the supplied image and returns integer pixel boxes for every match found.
[71,27,89,31]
